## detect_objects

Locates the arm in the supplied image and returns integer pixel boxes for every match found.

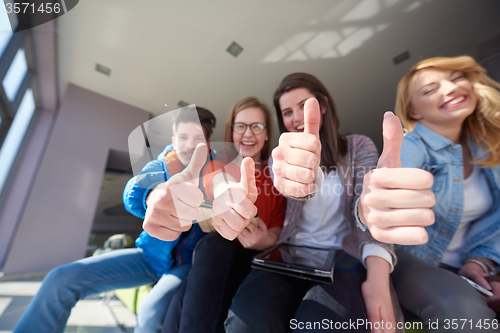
[143,144,208,241]
[461,242,500,291]
[237,221,280,250]
[211,157,258,240]
[123,159,168,219]
[271,98,322,198]
[349,135,397,263]
[362,256,396,333]
[357,113,435,245]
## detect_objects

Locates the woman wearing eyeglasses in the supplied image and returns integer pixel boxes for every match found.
[161,97,286,333]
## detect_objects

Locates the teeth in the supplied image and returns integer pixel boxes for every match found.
[241,142,255,146]
[444,96,465,107]
[297,124,304,130]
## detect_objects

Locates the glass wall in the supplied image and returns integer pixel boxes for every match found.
[0,7,37,197]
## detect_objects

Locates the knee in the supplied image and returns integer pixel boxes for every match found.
[196,233,229,249]
[194,233,234,258]
[424,289,494,321]
[135,313,162,333]
[44,262,83,286]
[225,309,277,333]
[225,309,251,333]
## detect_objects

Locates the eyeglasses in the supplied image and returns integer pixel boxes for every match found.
[231,122,267,135]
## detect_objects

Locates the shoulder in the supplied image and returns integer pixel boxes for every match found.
[157,144,174,160]
[345,134,378,164]
[346,134,377,153]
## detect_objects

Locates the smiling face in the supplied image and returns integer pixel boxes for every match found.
[408,68,478,134]
[232,106,268,164]
[172,122,207,167]
[279,87,324,132]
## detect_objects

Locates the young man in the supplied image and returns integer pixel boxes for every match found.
[14,107,216,333]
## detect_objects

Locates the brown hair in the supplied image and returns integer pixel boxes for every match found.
[395,56,500,167]
[273,73,347,170]
[223,97,273,161]
[173,106,216,141]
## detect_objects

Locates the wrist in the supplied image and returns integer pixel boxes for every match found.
[466,257,497,276]
[365,256,391,282]
[355,197,368,231]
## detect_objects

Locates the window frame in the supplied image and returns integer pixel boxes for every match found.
[0,14,37,194]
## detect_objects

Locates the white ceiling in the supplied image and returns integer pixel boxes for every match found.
[56,0,500,150]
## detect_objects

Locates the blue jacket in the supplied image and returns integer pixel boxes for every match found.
[398,122,500,267]
[123,144,206,276]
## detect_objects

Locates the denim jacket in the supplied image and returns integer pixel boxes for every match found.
[398,122,500,268]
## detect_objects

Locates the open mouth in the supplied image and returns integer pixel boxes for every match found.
[240,141,256,148]
[441,95,466,109]
[296,124,304,132]
[181,151,194,159]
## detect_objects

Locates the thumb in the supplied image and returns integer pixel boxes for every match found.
[240,157,257,203]
[257,218,267,232]
[182,143,208,183]
[377,112,404,168]
[304,98,321,139]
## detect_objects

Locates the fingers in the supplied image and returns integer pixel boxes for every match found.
[278,133,321,157]
[212,218,238,240]
[211,187,256,218]
[476,275,492,291]
[460,262,492,290]
[211,210,249,240]
[364,207,434,229]
[370,225,429,245]
[240,157,257,203]
[273,176,317,198]
[170,182,204,209]
[142,214,191,241]
[304,98,321,139]
[366,168,434,190]
[363,188,435,210]
[181,143,208,183]
[256,218,267,231]
[377,112,404,169]
[273,163,317,185]
[271,113,322,198]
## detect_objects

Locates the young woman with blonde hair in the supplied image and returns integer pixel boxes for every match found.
[359,56,500,331]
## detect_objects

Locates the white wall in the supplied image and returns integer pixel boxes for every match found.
[1,84,150,275]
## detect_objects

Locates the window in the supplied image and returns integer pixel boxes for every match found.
[0,89,35,193]
[0,6,37,197]
[2,49,28,101]
[0,0,15,56]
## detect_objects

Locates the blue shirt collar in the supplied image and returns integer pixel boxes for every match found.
[412,122,456,151]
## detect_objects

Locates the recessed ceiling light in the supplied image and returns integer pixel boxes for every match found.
[227,42,243,57]
[178,100,189,107]
[393,51,410,65]
[96,63,111,75]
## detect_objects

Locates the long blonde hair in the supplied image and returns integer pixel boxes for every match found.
[395,56,500,167]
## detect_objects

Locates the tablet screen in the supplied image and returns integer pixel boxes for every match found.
[256,244,336,271]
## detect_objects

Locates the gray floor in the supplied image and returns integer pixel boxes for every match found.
[0,278,137,333]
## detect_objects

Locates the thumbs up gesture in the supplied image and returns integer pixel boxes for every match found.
[272,98,322,198]
[211,157,258,240]
[143,143,208,241]
[358,112,436,245]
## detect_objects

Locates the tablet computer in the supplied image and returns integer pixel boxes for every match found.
[251,243,337,284]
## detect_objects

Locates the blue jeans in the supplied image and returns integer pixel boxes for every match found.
[14,248,189,333]
[136,264,191,333]
[163,233,257,333]
[393,249,497,332]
